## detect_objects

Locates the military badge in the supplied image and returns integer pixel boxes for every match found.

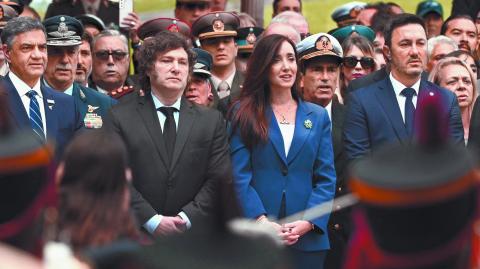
[316,36,333,52]
[168,20,179,33]
[212,19,224,32]
[246,30,256,45]
[87,105,99,113]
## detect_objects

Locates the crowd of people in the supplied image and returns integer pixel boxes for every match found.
[2,0,480,268]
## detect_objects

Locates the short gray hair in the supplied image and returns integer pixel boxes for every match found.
[427,35,458,59]
[1,17,46,49]
[92,30,129,52]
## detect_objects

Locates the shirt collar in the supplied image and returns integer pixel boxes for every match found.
[9,72,42,98]
[42,78,74,95]
[389,72,421,97]
[151,92,181,111]
[325,100,332,121]
[210,69,236,90]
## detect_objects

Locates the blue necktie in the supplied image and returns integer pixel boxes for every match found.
[26,90,45,140]
[401,88,416,137]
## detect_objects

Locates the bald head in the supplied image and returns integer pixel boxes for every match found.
[271,11,309,38]
[264,22,301,44]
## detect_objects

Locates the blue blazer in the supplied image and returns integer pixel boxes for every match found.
[230,100,337,251]
[344,76,464,160]
[3,75,82,157]
[71,83,117,128]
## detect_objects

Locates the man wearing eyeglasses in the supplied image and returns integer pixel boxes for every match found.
[43,15,115,129]
[89,30,138,99]
[296,33,349,269]
[175,0,212,27]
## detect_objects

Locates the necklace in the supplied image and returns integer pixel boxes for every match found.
[272,102,294,125]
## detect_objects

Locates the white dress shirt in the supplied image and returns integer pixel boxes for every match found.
[143,92,191,234]
[389,72,421,124]
[278,123,295,157]
[10,72,47,137]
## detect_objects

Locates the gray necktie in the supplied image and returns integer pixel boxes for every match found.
[217,80,230,99]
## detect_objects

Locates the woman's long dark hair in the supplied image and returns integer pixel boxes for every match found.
[58,130,138,251]
[229,34,300,149]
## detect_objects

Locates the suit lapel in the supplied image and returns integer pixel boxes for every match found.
[287,100,312,164]
[41,85,57,140]
[3,76,29,128]
[268,106,288,165]
[374,77,408,140]
[170,98,195,171]
[230,71,244,100]
[136,94,169,170]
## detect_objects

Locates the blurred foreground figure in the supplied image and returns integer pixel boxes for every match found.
[0,88,55,257]
[344,92,480,269]
[56,130,138,252]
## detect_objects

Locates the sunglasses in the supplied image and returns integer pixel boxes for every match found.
[94,50,128,61]
[343,56,375,69]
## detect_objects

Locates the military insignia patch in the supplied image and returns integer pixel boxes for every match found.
[316,36,333,52]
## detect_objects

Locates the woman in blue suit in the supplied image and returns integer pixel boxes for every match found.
[229,34,336,269]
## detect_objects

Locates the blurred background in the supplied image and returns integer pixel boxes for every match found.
[31,0,452,33]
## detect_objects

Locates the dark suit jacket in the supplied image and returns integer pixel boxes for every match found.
[104,94,232,226]
[468,97,480,159]
[72,83,117,128]
[45,0,119,27]
[3,75,81,157]
[344,76,464,160]
[325,97,350,269]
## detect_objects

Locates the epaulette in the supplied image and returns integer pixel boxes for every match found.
[108,85,135,99]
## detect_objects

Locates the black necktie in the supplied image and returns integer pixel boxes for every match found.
[401,88,416,137]
[158,107,177,162]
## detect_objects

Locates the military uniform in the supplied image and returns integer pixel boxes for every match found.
[192,12,244,115]
[43,15,117,129]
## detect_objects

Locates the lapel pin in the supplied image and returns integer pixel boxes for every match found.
[304,119,312,129]
[47,99,55,110]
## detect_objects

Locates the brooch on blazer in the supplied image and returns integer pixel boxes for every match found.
[304,119,312,129]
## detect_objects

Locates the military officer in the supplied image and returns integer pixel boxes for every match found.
[192,11,243,115]
[235,26,263,75]
[184,48,214,107]
[296,33,350,269]
[331,2,366,28]
[43,15,116,129]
